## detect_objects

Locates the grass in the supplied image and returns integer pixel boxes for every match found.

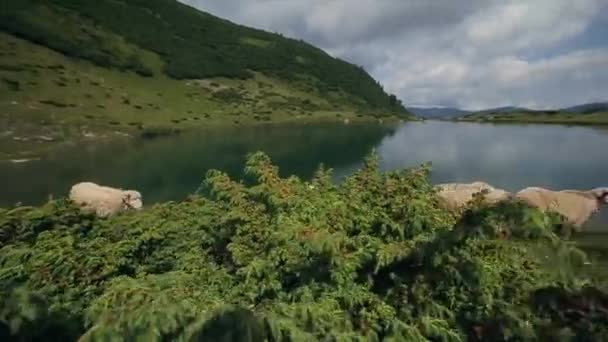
[240,37,273,48]
[455,111,608,125]
[0,32,409,160]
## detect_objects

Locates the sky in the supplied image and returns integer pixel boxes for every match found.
[180,0,608,110]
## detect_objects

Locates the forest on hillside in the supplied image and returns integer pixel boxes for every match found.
[0,0,406,113]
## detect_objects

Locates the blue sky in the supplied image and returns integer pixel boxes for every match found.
[181,0,608,110]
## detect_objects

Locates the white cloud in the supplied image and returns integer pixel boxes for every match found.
[181,0,608,109]
[465,0,599,51]
[387,48,608,110]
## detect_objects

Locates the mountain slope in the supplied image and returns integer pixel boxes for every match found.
[563,102,608,114]
[0,0,411,159]
[473,106,534,114]
[1,0,406,113]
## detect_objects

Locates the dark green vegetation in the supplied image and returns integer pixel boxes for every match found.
[2,152,608,341]
[2,0,406,111]
[455,106,608,125]
[411,103,608,123]
[0,0,410,159]
[457,111,608,125]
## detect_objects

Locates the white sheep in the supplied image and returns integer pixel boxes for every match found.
[515,187,608,229]
[69,182,143,218]
[435,181,512,211]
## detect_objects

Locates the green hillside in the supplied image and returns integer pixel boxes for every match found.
[454,104,608,125]
[0,0,410,159]
[2,0,406,110]
[456,109,608,125]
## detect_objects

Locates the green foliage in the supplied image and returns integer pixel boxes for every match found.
[212,89,245,103]
[0,286,83,341]
[0,0,408,114]
[0,0,154,77]
[0,200,95,247]
[531,286,608,340]
[2,77,20,91]
[0,152,606,341]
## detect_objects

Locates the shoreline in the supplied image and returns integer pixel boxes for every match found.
[0,114,411,161]
[450,116,608,126]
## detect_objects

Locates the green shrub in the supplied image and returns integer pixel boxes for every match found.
[0,153,605,340]
[2,78,20,91]
[212,89,244,103]
[38,99,70,107]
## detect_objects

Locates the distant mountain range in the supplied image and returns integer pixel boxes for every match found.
[563,102,608,114]
[474,106,530,114]
[406,107,470,119]
[408,102,608,119]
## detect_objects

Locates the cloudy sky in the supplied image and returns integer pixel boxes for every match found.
[180,0,608,110]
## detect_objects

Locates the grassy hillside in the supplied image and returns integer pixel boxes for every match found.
[0,0,411,159]
[1,0,407,111]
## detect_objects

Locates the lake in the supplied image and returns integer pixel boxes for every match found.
[1,120,607,229]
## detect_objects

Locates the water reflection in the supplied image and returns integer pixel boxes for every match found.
[1,120,607,228]
[371,121,608,229]
[0,123,395,206]
[375,122,607,190]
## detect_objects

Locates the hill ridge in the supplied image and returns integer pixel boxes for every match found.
[408,102,608,120]
[1,0,406,113]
